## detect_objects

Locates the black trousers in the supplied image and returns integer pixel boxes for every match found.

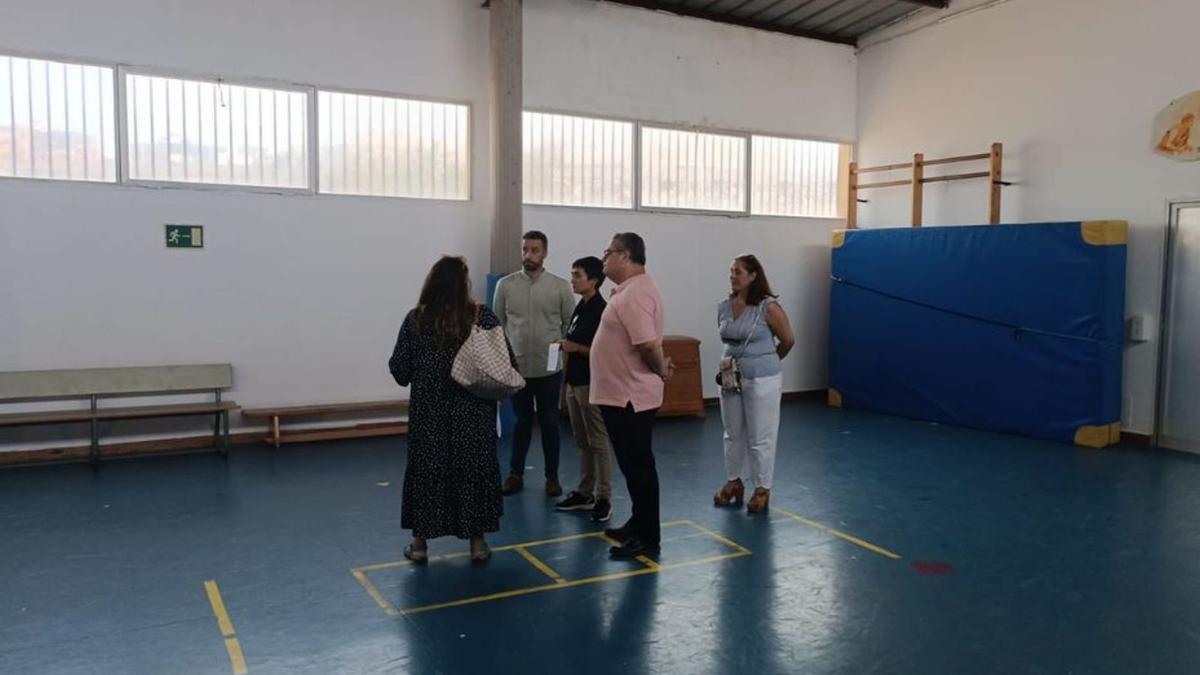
[510,372,563,478]
[600,404,660,546]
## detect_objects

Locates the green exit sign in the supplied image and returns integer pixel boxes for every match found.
[165,224,204,249]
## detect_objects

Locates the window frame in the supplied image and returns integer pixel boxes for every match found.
[2,50,852,217]
[748,131,847,220]
[0,48,120,186]
[635,121,753,217]
[118,65,316,195]
[520,107,638,212]
[314,84,474,203]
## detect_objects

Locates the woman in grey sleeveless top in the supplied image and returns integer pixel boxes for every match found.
[713,255,795,513]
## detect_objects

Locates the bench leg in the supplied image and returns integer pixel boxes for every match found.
[90,418,100,466]
[223,410,231,456]
[89,395,100,467]
[272,416,281,449]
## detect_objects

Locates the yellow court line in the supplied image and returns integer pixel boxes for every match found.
[771,506,902,560]
[352,519,754,617]
[398,550,749,616]
[351,569,401,617]
[681,520,753,555]
[203,580,248,674]
[358,531,609,572]
[515,547,567,584]
[358,520,697,572]
[598,534,659,569]
[224,638,248,675]
[204,580,236,637]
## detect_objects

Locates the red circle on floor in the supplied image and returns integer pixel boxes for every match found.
[912,561,954,575]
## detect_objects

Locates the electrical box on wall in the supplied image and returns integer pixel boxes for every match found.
[1125,315,1151,343]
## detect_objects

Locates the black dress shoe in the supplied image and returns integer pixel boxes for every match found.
[603,524,633,543]
[609,538,660,558]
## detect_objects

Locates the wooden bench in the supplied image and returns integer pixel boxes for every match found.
[0,364,236,463]
[241,399,409,448]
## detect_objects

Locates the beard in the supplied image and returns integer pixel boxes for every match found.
[522,260,541,271]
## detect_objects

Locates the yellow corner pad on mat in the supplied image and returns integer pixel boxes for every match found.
[832,230,847,248]
[1080,220,1128,246]
[827,388,843,408]
[1074,422,1122,448]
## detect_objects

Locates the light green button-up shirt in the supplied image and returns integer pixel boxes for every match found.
[493,269,576,379]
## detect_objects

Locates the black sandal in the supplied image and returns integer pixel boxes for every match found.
[404,542,428,564]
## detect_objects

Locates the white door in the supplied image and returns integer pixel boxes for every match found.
[1158,204,1200,452]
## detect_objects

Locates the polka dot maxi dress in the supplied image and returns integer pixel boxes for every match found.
[388,305,512,540]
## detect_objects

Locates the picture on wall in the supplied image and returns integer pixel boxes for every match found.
[1154,89,1200,161]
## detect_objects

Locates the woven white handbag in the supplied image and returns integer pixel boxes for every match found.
[451,307,525,400]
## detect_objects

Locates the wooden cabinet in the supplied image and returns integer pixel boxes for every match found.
[659,335,705,418]
[559,335,705,419]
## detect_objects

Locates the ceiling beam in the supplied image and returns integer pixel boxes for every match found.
[599,0,858,46]
[904,0,950,8]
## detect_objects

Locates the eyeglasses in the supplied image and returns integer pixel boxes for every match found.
[602,248,626,259]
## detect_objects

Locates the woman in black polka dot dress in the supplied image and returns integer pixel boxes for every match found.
[388,256,515,563]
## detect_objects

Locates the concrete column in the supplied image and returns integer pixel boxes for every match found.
[489,0,523,275]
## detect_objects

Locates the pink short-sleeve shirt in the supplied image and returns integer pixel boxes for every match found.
[589,273,665,412]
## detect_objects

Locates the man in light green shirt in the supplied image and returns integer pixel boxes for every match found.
[494,231,576,497]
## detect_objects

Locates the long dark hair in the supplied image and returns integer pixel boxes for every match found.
[416,256,476,352]
[733,254,777,306]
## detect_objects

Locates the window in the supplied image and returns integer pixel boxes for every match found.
[523,111,633,208]
[125,73,309,189]
[751,135,840,218]
[318,91,468,200]
[639,126,746,213]
[1,54,115,182]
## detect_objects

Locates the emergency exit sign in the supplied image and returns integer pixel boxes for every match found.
[165,225,204,249]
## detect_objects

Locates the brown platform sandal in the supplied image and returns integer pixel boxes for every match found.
[747,487,771,514]
[713,478,745,507]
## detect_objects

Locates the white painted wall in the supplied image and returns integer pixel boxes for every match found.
[524,0,857,143]
[0,0,492,449]
[0,0,856,450]
[526,207,840,399]
[523,0,856,399]
[855,0,1200,435]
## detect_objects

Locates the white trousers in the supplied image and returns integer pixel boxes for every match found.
[719,372,782,490]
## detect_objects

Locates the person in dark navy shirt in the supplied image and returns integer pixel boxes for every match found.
[554,256,614,523]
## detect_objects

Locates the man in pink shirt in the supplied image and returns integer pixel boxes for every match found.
[590,232,675,558]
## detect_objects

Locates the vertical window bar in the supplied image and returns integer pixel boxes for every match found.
[181,79,189,180]
[43,61,53,178]
[255,89,263,185]
[271,91,279,186]
[5,58,15,176]
[61,64,72,179]
[287,90,294,186]
[341,94,349,192]
[393,97,401,196]
[129,75,141,180]
[196,81,204,182]
[25,59,35,176]
[367,94,374,194]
